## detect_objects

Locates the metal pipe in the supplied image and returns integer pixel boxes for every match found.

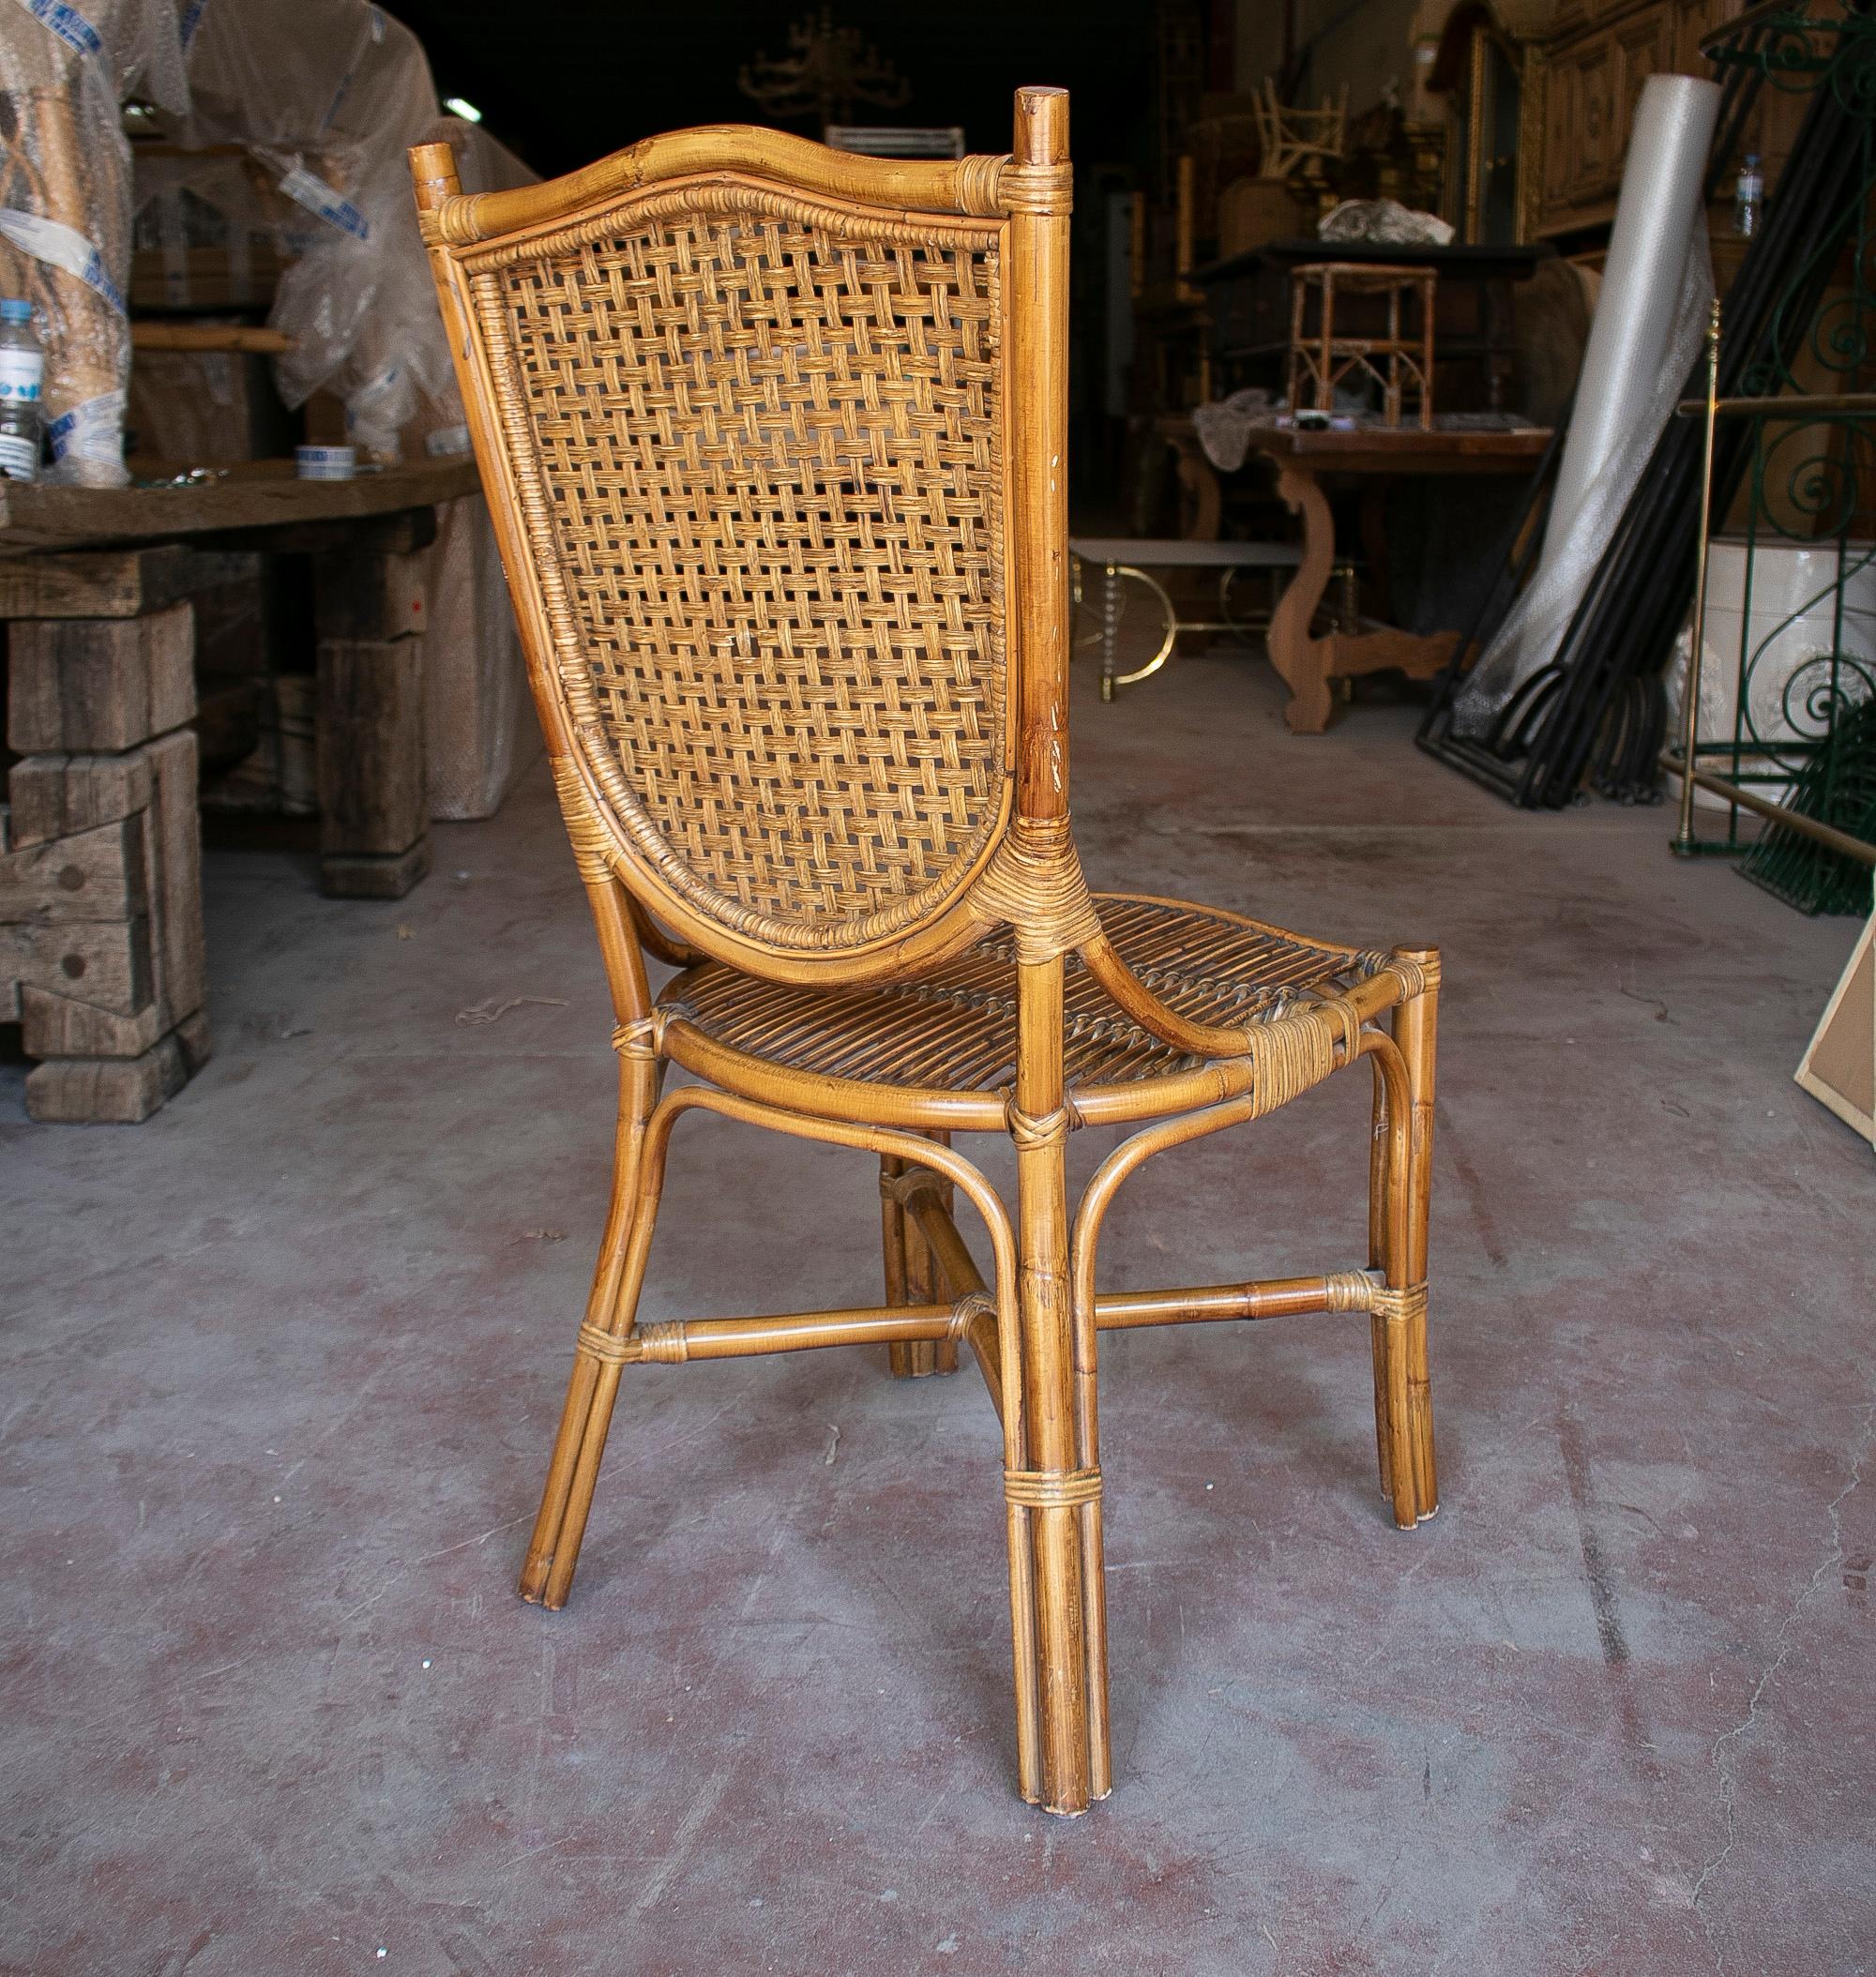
[1674,297,1723,854]
[1658,753,1876,865]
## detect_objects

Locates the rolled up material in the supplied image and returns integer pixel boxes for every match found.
[1452,75,1722,736]
[0,4,188,486]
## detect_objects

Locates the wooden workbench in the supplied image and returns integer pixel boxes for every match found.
[1163,419,1551,732]
[2,456,481,1121]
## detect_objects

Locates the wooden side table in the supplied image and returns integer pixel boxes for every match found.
[1154,418,1553,732]
[0,457,479,1120]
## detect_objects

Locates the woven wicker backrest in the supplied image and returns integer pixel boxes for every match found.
[423,141,1034,974]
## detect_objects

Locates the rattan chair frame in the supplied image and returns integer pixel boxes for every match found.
[412,88,1441,1819]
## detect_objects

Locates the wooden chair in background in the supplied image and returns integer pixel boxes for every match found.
[411,87,1441,1818]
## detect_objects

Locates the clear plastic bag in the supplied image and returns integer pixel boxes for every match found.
[124,4,539,816]
[166,4,532,461]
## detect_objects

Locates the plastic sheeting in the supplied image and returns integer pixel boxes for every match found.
[424,493,539,820]
[0,0,187,481]
[168,2,536,460]
[137,5,538,818]
[1449,75,1721,739]
[1318,199,1454,248]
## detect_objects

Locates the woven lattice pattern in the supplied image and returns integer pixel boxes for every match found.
[660,896,1376,1092]
[496,194,1007,943]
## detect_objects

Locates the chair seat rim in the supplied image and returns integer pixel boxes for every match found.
[655,890,1415,1133]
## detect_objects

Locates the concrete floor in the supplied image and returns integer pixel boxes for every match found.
[4,645,1873,1976]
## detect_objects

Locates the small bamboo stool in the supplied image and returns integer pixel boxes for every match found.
[1288,263,1437,430]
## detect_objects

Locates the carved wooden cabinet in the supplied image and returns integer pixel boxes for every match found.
[1531,0,1743,237]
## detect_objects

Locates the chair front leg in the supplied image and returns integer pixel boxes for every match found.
[1363,953,1441,1530]
[1006,958,1107,1815]
[1395,950,1440,1520]
[520,1033,667,1607]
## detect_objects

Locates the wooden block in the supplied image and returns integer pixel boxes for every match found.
[175,1006,212,1073]
[20,989,209,1071]
[25,1031,190,1124]
[0,546,197,620]
[317,636,428,858]
[4,913,154,1016]
[18,986,165,1061]
[7,603,196,752]
[3,732,202,1039]
[0,462,477,559]
[321,838,432,899]
[313,548,429,642]
[144,729,205,1026]
[6,750,155,848]
[0,812,151,926]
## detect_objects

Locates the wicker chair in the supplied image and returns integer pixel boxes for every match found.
[410,87,1440,1819]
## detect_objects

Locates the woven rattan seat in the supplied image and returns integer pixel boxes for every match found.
[414,89,1443,1820]
[662,894,1385,1103]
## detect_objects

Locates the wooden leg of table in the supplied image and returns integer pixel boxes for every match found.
[1266,457,1339,734]
[313,534,431,899]
[3,598,210,1123]
[1267,462,1476,732]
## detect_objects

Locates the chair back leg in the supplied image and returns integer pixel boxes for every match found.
[882,1134,961,1378]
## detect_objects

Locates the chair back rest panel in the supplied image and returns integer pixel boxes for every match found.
[446,167,1019,974]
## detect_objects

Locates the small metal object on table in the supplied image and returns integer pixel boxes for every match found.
[1070,535,1339,702]
[0,455,481,1121]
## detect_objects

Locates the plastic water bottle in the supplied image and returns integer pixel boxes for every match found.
[0,298,44,483]
[1733,155,1763,239]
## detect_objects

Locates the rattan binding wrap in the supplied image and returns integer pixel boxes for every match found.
[472,185,1012,958]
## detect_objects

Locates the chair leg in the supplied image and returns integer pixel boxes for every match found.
[1396,951,1440,1520]
[881,1139,957,1378]
[881,1155,922,1379]
[1006,962,1104,1815]
[519,1075,671,1609]
[1368,1049,1396,1509]
[1368,1027,1418,1529]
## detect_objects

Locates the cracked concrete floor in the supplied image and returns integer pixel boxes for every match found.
[3,643,1873,1975]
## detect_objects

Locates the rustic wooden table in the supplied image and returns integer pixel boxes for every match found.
[1,456,481,1121]
[1160,419,1551,733]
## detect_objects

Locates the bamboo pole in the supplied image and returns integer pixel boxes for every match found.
[1394,950,1441,1518]
[520,873,660,1607]
[1005,83,1097,1817]
[881,1152,915,1378]
[1095,1275,1377,1327]
[1369,1033,1394,1504]
[1360,1029,1419,1529]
